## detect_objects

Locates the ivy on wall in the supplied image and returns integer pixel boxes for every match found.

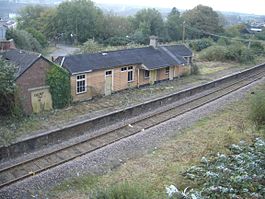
[47,65,71,109]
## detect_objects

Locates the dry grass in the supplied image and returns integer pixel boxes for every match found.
[50,83,265,199]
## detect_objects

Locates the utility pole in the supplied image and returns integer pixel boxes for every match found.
[248,34,254,49]
[182,21,186,44]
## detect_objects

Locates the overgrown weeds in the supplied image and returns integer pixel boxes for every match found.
[249,91,265,129]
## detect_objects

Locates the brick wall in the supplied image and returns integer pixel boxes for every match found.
[157,68,169,81]
[138,69,150,86]
[16,58,52,114]
[113,65,138,91]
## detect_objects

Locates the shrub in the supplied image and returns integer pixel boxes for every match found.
[250,42,265,56]
[168,138,265,199]
[103,36,131,46]
[188,38,214,52]
[225,43,255,64]
[0,59,21,116]
[47,65,71,109]
[199,45,227,61]
[89,182,150,199]
[6,28,42,52]
[216,37,230,46]
[26,28,48,48]
[80,39,104,53]
[190,63,200,75]
[249,91,265,128]
[255,31,265,40]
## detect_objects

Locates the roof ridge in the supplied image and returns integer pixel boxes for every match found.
[66,46,151,58]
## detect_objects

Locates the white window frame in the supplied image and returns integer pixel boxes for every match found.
[144,70,150,79]
[105,70,112,77]
[165,67,170,74]
[128,66,134,82]
[121,67,127,72]
[76,74,86,94]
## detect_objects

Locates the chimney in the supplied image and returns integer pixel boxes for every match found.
[149,35,158,48]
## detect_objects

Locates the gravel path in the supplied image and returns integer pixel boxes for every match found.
[0,77,264,199]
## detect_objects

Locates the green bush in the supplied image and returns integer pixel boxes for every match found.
[188,38,214,52]
[225,43,255,64]
[216,37,230,46]
[103,36,131,46]
[6,28,42,52]
[89,182,150,199]
[250,42,265,56]
[255,31,265,40]
[26,28,48,48]
[199,45,227,61]
[169,138,265,198]
[190,63,200,75]
[47,65,71,109]
[80,39,104,53]
[0,59,21,116]
[249,92,265,129]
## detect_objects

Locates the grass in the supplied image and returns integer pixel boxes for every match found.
[49,82,265,199]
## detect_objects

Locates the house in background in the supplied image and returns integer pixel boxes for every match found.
[1,49,54,114]
[57,36,193,102]
[0,22,7,41]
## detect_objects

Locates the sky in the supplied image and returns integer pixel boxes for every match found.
[93,0,265,15]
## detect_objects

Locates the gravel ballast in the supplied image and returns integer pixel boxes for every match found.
[0,77,264,199]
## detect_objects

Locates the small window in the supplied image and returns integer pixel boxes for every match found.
[121,67,127,72]
[105,70,112,76]
[144,70,150,78]
[128,66,133,70]
[76,74,86,94]
[165,67,169,74]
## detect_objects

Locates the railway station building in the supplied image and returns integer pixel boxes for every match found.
[57,36,193,102]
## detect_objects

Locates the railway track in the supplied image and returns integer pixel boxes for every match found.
[0,67,264,189]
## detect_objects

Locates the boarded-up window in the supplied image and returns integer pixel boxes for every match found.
[144,70,150,78]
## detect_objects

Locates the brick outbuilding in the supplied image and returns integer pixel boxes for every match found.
[57,37,193,102]
[1,49,54,114]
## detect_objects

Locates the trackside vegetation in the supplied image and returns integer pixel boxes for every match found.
[0,59,21,116]
[46,65,72,109]
[50,83,265,199]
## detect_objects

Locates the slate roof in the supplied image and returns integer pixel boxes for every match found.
[1,49,42,79]
[60,45,192,74]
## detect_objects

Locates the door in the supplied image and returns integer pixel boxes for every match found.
[30,86,53,113]
[105,70,113,96]
[169,66,174,80]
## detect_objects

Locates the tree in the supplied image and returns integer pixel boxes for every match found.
[26,28,48,48]
[6,29,42,52]
[225,24,247,38]
[99,13,133,41]
[166,7,182,41]
[0,59,17,115]
[132,8,165,43]
[38,8,58,41]
[182,5,224,39]
[79,39,104,53]
[17,5,49,31]
[55,0,104,43]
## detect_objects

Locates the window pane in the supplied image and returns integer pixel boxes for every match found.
[106,70,112,76]
[144,70,150,78]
